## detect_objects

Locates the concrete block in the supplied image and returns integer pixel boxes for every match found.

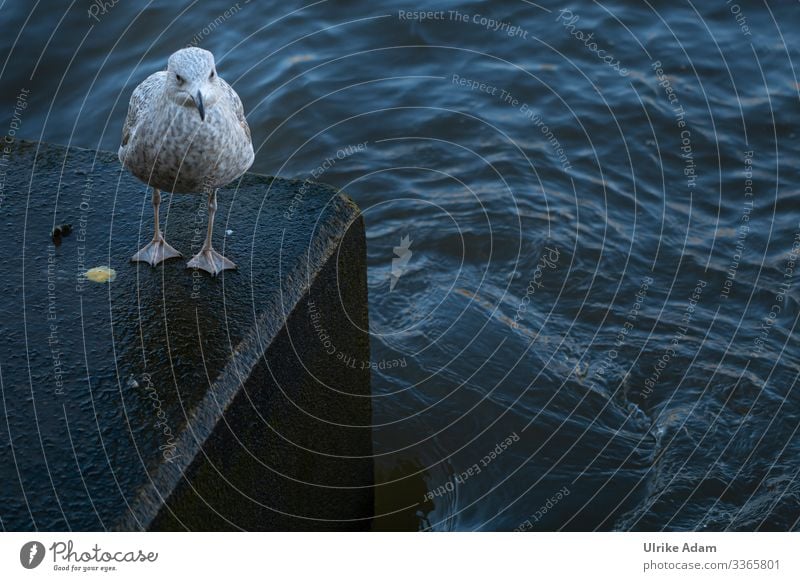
[0,140,372,531]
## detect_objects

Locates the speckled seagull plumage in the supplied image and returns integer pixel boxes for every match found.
[119,47,254,275]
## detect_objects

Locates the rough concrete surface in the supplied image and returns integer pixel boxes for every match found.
[0,140,372,531]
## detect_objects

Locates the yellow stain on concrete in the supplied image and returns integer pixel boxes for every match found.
[85,266,117,283]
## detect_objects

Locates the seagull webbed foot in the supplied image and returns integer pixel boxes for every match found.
[131,235,182,266]
[186,247,236,277]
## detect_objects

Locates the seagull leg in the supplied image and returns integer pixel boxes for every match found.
[187,189,236,276]
[131,188,182,266]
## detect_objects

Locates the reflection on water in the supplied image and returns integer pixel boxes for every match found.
[1,0,799,530]
[374,459,434,532]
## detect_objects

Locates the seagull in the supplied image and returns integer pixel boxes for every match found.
[119,47,254,275]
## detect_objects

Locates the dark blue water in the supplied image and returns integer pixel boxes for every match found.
[1,0,799,531]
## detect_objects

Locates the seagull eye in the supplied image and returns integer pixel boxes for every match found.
[175,74,185,84]
[209,70,215,80]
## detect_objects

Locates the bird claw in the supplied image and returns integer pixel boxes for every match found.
[131,237,182,266]
[187,248,236,277]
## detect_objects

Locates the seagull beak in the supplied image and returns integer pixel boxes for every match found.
[194,90,205,121]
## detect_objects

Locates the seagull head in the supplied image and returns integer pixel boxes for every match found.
[166,47,221,122]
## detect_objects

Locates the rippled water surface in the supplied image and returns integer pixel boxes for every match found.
[1,0,799,530]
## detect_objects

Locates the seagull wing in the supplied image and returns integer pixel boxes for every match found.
[219,77,252,143]
[119,71,166,164]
